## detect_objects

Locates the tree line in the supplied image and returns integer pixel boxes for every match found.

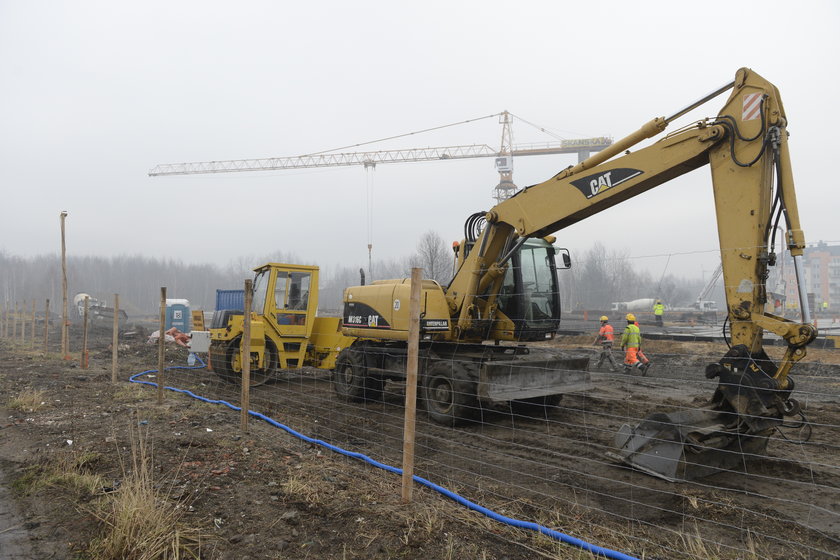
[0,236,711,320]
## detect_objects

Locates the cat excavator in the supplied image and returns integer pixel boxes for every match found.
[340,67,816,480]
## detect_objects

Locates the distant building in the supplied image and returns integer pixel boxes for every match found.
[779,241,840,314]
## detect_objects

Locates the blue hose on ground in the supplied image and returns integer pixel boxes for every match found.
[130,359,640,560]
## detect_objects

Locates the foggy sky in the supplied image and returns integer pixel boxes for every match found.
[2,0,838,281]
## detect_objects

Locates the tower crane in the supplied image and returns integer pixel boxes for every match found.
[149,111,612,204]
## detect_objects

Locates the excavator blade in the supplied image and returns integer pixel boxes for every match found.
[608,408,771,482]
[478,354,592,401]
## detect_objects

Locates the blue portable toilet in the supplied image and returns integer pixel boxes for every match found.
[166,299,190,331]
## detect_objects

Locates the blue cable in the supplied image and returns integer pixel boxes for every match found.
[130,358,640,560]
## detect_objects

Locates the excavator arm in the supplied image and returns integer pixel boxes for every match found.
[451,68,815,368]
[448,68,816,480]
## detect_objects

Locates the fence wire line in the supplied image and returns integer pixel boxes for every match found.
[128,359,640,560]
[124,337,840,559]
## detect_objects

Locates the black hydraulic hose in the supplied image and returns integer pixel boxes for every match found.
[713,96,770,168]
[721,315,731,349]
[717,119,770,167]
[465,211,486,243]
[770,129,792,231]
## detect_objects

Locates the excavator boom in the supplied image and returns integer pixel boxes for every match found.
[444,67,815,480]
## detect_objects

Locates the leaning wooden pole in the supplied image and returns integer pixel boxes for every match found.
[112,294,119,383]
[157,287,166,404]
[60,211,70,360]
[401,267,422,504]
[240,279,252,432]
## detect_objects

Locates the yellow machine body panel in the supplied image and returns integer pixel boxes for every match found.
[342,279,452,341]
[307,316,356,370]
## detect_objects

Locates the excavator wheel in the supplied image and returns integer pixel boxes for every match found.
[333,348,383,402]
[421,361,479,426]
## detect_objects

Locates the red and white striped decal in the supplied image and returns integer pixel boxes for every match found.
[742,93,762,121]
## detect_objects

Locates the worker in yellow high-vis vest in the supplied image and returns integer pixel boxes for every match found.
[621,313,650,376]
[653,300,665,326]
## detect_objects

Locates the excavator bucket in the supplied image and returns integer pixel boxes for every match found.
[609,407,772,482]
[610,345,800,481]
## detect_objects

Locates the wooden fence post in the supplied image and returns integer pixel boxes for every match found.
[112,294,119,383]
[30,300,36,348]
[60,211,70,360]
[44,299,50,356]
[81,296,89,368]
[157,287,166,404]
[20,300,26,344]
[241,278,252,432]
[401,267,422,504]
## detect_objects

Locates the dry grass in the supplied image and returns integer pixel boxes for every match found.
[113,383,149,403]
[12,450,103,499]
[7,387,47,412]
[86,422,203,560]
[282,472,325,505]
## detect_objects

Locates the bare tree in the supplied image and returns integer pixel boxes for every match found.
[410,230,454,285]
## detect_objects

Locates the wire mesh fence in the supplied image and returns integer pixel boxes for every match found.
[1,295,839,559]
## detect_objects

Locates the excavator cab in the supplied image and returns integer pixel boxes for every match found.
[495,238,565,341]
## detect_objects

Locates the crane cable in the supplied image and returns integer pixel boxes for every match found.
[303,113,501,156]
[508,112,596,141]
[654,253,672,302]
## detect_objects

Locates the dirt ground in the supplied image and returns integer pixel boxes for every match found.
[1,324,839,559]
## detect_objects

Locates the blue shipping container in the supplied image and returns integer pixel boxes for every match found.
[215,289,245,311]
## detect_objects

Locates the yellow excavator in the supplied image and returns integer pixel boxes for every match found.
[340,67,816,480]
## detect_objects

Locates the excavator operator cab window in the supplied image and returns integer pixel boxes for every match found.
[495,239,561,341]
[275,271,311,326]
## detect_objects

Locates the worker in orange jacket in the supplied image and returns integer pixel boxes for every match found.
[593,316,619,372]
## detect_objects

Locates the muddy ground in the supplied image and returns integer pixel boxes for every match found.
[1,324,839,559]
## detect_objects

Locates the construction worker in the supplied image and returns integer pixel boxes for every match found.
[631,316,651,367]
[593,316,619,372]
[653,299,665,326]
[620,313,650,375]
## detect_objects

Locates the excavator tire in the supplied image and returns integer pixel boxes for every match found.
[333,348,383,402]
[422,360,479,426]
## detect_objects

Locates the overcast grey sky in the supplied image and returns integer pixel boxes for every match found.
[2,0,838,280]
